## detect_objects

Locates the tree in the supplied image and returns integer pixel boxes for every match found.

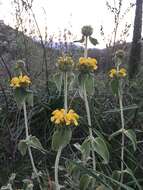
[129,0,143,79]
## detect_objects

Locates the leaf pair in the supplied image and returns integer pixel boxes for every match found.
[109,129,137,151]
[14,88,33,108]
[18,136,46,156]
[78,73,95,98]
[81,136,109,164]
[74,36,98,46]
[53,72,75,94]
[52,127,72,151]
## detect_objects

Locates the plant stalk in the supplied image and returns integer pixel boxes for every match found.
[64,71,68,113]
[118,83,125,185]
[84,36,88,58]
[54,146,63,190]
[54,71,68,190]
[83,84,96,171]
[23,102,42,190]
[83,35,96,172]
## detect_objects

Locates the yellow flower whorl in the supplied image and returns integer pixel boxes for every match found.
[109,68,127,78]
[79,57,98,71]
[10,75,31,88]
[51,109,79,126]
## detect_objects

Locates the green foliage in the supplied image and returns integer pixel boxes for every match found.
[79,174,91,190]
[78,73,95,98]
[52,127,72,151]
[18,136,46,156]
[93,137,109,164]
[14,88,33,108]
[110,78,119,96]
[124,129,137,151]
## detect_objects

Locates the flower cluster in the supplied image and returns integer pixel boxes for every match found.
[79,57,97,71]
[81,25,93,37]
[57,55,74,71]
[109,68,127,78]
[51,109,79,126]
[10,75,31,88]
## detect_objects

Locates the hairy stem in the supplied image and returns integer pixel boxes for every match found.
[64,71,68,112]
[54,71,68,189]
[83,84,96,171]
[118,83,125,185]
[83,35,96,172]
[23,102,42,190]
[84,36,88,58]
[55,146,63,190]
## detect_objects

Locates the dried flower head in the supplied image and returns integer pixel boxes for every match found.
[57,55,74,71]
[81,25,93,37]
[115,50,125,60]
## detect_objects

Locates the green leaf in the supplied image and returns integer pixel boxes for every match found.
[29,136,46,153]
[14,88,27,108]
[81,138,91,159]
[72,161,134,190]
[74,35,85,43]
[78,73,94,98]
[124,168,142,190]
[112,170,120,181]
[18,140,28,156]
[68,72,75,90]
[93,137,109,164]
[109,129,122,140]
[26,90,33,107]
[89,36,98,46]
[52,127,72,151]
[96,185,106,190]
[53,72,63,92]
[124,129,137,151]
[110,78,119,96]
[84,74,94,95]
[79,174,91,190]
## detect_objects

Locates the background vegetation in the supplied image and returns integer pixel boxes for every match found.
[0,0,143,189]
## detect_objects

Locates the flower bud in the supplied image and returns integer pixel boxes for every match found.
[81,25,93,37]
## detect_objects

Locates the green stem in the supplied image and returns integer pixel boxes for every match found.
[54,71,68,189]
[84,36,88,58]
[83,35,96,173]
[118,83,125,185]
[83,83,96,171]
[55,146,63,190]
[23,102,42,190]
[64,71,68,112]
[8,184,13,190]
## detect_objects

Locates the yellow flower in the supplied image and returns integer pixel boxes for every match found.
[51,109,79,127]
[58,56,73,65]
[57,55,74,71]
[10,75,31,88]
[64,109,79,126]
[109,68,127,78]
[79,57,97,71]
[10,77,21,88]
[51,109,65,125]
[119,68,127,77]
[109,69,117,78]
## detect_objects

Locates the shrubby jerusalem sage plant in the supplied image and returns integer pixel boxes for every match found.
[10,62,45,190]
[51,55,79,190]
[109,50,137,187]
[74,26,110,189]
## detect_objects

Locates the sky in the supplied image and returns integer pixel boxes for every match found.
[0,0,136,48]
